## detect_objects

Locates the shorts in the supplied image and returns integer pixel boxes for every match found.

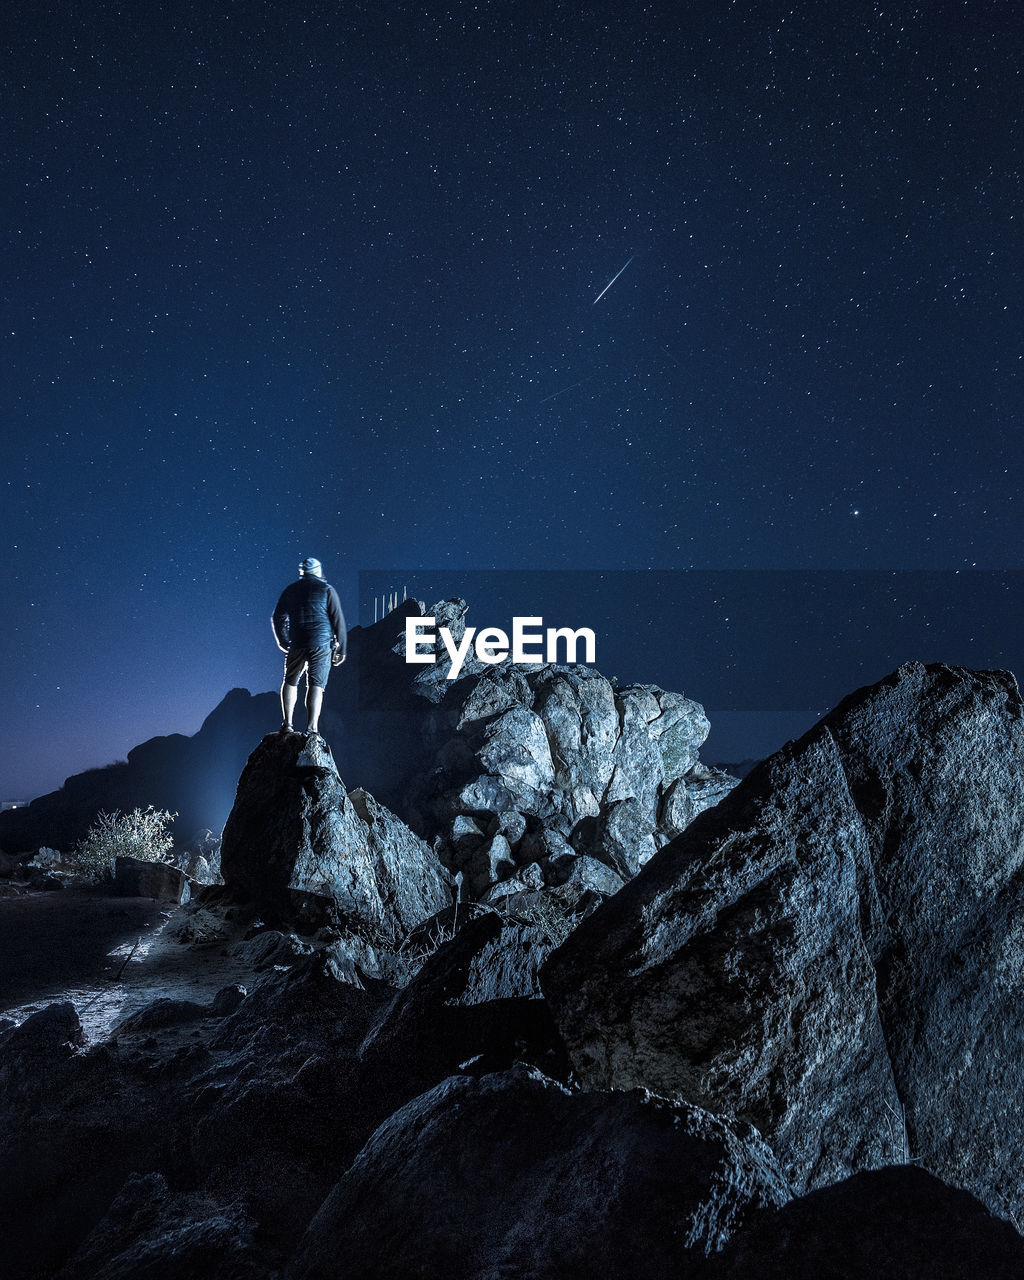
[283,644,331,690]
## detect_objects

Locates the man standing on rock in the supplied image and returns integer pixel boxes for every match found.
[272,557,346,737]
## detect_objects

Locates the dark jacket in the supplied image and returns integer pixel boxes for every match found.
[272,576,346,655]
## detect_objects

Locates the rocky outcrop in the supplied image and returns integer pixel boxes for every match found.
[287,1065,792,1280]
[219,732,452,939]
[2,598,738,916]
[400,614,735,899]
[541,661,1024,1219]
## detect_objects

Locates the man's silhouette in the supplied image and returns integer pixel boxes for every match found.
[272,557,346,737]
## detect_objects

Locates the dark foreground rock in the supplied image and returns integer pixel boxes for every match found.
[287,1064,792,1280]
[57,1171,268,1280]
[0,958,396,1278]
[706,1166,1024,1280]
[542,661,1024,1218]
[220,732,452,938]
[360,910,570,1087]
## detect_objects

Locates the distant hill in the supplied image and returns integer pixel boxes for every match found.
[0,688,280,853]
[0,605,445,853]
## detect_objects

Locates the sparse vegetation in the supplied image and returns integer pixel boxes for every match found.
[503,892,578,947]
[66,805,177,882]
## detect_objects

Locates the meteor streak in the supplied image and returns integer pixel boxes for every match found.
[592,256,634,305]
[539,380,583,404]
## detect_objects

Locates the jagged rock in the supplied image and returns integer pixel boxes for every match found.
[590,794,659,876]
[606,686,708,818]
[29,846,62,869]
[547,852,626,898]
[494,807,527,844]
[229,930,315,971]
[322,938,410,989]
[112,998,209,1035]
[463,832,515,896]
[287,1065,792,1280]
[450,812,485,850]
[482,860,545,900]
[57,1170,269,1280]
[659,763,740,838]
[209,985,247,1018]
[219,733,452,938]
[531,666,618,820]
[541,662,1024,1219]
[706,1166,1024,1280]
[449,772,517,816]
[114,856,190,903]
[2,1002,86,1062]
[477,704,557,806]
[454,665,533,731]
[370,912,553,1012]
[401,596,490,703]
[517,825,575,865]
[359,913,566,1085]
[410,655,720,901]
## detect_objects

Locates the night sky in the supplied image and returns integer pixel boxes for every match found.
[3,1,1021,799]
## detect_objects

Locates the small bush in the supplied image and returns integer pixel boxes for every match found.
[67,805,177,882]
[503,892,578,947]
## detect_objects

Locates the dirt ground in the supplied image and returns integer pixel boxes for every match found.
[0,885,253,1040]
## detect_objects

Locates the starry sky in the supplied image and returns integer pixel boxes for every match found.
[2,0,1021,799]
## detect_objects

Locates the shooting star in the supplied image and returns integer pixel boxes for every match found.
[539,380,584,404]
[592,256,634,305]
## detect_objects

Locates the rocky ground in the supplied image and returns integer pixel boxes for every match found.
[0,887,255,1041]
[2,599,1023,1278]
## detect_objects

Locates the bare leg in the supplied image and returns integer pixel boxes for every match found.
[281,681,298,729]
[306,684,324,734]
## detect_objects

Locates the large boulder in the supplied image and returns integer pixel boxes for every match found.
[219,733,452,940]
[113,856,190,904]
[287,1065,792,1280]
[541,662,1024,1219]
[707,1166,1024,1280]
